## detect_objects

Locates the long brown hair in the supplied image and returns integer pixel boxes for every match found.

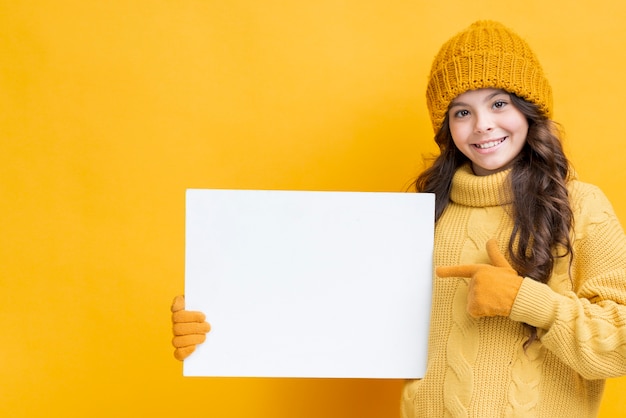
[414,93,574,347]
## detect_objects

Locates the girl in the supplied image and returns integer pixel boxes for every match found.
[402,20,626,417]
[172,20,626,417]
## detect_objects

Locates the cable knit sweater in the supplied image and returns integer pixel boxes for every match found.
[401,164,626,418]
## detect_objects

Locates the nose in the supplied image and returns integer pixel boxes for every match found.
[473,111,494,133]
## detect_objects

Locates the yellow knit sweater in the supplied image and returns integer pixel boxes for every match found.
[401,164,626,418]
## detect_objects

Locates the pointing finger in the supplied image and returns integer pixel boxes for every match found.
[436,264,481,278]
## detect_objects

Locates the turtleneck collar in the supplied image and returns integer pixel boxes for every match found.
[449,164,514,207]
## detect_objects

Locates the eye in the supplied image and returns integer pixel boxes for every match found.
[493,100,508,109]
[453,109,470,118]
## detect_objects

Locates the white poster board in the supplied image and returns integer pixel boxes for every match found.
[183,189,434,378]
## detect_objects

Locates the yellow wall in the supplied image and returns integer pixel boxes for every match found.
[2,1,625,416]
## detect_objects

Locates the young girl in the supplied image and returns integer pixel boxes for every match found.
[172,20,626,417]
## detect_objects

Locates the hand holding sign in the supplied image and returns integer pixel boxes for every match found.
[171,295,211,361]
[436,239,523,318]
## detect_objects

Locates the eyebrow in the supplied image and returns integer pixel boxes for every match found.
[449,91,509,108]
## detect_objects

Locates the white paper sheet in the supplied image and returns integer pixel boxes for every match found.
[183,189,434,378]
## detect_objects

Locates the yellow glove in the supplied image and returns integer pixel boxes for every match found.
[436,239,523,318]
[171,295,211,361]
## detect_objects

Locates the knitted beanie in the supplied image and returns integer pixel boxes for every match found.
[426,20,553,133]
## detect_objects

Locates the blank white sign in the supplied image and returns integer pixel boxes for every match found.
[183,189,434,378]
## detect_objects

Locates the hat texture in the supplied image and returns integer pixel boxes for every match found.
[426,20,553,133]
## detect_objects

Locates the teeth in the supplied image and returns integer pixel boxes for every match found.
[475,138,504,149]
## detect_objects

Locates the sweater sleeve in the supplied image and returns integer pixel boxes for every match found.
[509,182,626,380]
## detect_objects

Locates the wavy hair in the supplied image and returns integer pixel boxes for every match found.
[414,93,574,348]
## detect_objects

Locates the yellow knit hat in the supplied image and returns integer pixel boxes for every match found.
[426,20,553,133]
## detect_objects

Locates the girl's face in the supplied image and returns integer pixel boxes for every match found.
[448,88,529,176]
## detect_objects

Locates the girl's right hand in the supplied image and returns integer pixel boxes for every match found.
[171,295,211,361]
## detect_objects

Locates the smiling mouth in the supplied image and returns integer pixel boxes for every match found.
[473,137,506,149]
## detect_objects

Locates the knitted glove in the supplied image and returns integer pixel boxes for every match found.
[436,239,523,318]
[171,295,211,361]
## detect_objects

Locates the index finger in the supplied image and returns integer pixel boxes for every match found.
[436,264,480,278]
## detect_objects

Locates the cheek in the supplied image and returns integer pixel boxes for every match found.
[506,113,529,137]
[520,122,529,139]
[448,125,468,148]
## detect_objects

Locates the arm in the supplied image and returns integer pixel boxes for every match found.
[510,184,626,379]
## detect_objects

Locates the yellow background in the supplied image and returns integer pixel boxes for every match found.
[2,1,625,416]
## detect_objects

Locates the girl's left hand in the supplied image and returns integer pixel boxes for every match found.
[436,239,523,318]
